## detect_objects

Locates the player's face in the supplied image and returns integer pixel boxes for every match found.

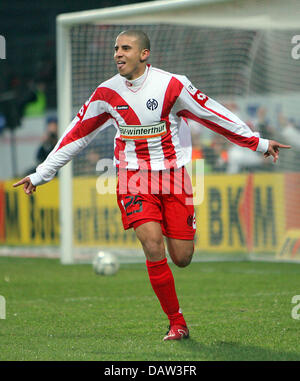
[114,35,149,80]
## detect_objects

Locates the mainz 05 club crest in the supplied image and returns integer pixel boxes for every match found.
[146,99,158,110]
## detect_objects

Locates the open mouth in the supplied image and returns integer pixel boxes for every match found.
[116,61,126,70]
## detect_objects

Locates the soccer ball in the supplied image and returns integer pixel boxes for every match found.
[92,251,119,276]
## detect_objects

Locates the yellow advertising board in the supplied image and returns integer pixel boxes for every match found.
[193,173,285,254]
[72,177,138,248]
[1,172,286,257]
[3,179,59,246]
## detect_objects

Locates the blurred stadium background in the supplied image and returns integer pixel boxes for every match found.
[0,0,300,264]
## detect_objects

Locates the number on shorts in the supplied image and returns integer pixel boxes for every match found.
[124,195,143,216]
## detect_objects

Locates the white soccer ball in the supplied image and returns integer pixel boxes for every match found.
[92,251,119,276]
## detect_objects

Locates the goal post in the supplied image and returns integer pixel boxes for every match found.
[56,21,73,264]
[56,0,300,264]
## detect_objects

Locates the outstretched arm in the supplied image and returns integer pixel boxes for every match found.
[13,87,114,195]
[174,75,291,159]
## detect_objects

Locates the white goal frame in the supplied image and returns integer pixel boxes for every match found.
[56,0,298,264]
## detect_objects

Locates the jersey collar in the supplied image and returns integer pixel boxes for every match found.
[124,64,151,92]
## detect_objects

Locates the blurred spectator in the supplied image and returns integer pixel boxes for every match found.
[255,106,274,139]
[24,81,47,117]
[227,145,263,174]
[277,113,300,172]
[0,75,38,131]
[72,125,115,176]
[191,136,204,161]
[34,49,56,109]
[24,116,58,176]
[74,148,101,176]
[225,103,276,173]
[208,135,229,172]
[190,128,229,173]
[278,113,300,150]
[188,120,215,173]
[36,116,58,163]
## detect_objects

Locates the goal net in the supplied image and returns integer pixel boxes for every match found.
[56,0,300,264]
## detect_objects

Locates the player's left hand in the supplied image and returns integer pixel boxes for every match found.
[13,176,36,195]
[264,140,291,163]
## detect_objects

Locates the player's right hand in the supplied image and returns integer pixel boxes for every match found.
[13,176,36,195]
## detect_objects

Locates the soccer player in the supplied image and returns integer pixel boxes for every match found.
[13,30,291,341]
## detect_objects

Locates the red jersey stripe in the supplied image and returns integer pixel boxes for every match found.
[97,87,151,169]
[114,137,127,168]
[161,77,184,169]
[177,109,259,151]
[56,112,110,152]
[191,90,236,124]
[96,87,140,125]
[203,105,235,123]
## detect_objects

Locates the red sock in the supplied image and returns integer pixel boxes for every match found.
[146,258,187,327]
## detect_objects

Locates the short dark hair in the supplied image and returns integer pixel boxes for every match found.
[117,30,150,51]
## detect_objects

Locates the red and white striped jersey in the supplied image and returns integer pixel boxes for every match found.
[29,64,269,186]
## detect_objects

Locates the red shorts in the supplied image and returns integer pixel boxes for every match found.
[116,167,196,240]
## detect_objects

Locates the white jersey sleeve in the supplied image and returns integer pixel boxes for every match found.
[173,75,269,154]
[29,90,115,186]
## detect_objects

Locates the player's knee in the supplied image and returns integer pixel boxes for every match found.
[172,247,194,268]
[143,238,165,259]
[169,243,194,268]
[174,254,193,268]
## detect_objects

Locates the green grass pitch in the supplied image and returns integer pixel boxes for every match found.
[0,256,300,361]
